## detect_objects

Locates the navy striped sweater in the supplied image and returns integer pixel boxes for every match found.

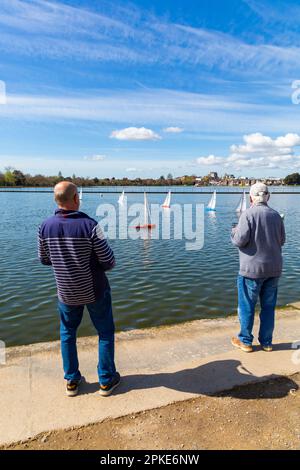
[38,209,115,305]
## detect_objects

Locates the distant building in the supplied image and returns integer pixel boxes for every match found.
[193,172,284,187]
[262,177,284,186]
[224,173,235,179]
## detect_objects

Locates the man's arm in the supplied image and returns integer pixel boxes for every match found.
[91,225,115,271]
[38,226,52,266]
[231,213,251,248]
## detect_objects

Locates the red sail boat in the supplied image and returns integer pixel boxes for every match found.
[135,193,156,230]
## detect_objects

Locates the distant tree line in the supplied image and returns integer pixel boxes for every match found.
[283,173,300,185]
[3,167,297,187]
[0,167,198,187]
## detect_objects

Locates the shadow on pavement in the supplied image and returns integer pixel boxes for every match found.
[80,353,298,399]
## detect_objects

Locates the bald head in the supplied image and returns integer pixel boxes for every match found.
[54,181,79,210]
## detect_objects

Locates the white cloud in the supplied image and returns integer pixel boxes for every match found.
[163,127,184,133]
[228,132,300,168]
[0,155,188,178]
[196,155,224,165]
[229,132,300,159]
[126,167,141,172]
[0,0,300,75]
[197,132,300,170]
[3,88,300,136]
[83,154,106,161]
[244,0,300,26]
[0,0,134,37]
[110,127,161,141]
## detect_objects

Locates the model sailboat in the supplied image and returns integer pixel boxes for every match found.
[236,191,247,213]
[118,190,126,204]
[135,193,156,229]
[206,190,217,211]
[162,191,171,208]
[79,187,83,202]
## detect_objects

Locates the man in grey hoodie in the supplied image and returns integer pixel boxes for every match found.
[231,182,285,353]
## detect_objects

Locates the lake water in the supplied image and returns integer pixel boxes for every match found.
[1,186,299,347]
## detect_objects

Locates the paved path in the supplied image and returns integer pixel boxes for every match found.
[1,308,299,445]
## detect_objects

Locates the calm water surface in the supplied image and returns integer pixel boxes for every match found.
[0,187,299,346]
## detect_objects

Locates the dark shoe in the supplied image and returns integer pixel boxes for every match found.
[261,344,273,352]
[231,337,253,353]
[99,372,121,397]
[66,377,82,397]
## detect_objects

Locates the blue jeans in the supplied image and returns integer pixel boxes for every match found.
[58,289,116,385]
[237,275,279,346]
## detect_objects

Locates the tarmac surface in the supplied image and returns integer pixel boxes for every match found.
[1,306,299,446]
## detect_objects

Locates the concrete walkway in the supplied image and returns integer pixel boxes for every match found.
[1,308,300,446]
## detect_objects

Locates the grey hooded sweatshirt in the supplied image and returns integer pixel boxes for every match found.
[231,203,285,279]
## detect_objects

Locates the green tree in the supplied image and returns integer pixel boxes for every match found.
[12,170,26,186]
[4,167,16,186]
[181,175,196,186]
[284,173,300,185]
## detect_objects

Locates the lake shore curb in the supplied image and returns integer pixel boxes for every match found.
[1,308,300,446]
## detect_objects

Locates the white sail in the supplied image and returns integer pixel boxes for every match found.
[241,191,247,212]
[118,190,126,204]
[207,190,217,210]
[236,191,247,213]
[162,191,171,208]
[79,188,83,201]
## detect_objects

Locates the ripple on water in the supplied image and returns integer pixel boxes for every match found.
[1,190,299,346]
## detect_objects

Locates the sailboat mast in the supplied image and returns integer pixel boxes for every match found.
[144,193,148,225]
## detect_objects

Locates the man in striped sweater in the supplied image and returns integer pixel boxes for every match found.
[38,181,120,397]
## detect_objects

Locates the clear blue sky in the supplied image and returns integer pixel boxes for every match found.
[0,0,300,178]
